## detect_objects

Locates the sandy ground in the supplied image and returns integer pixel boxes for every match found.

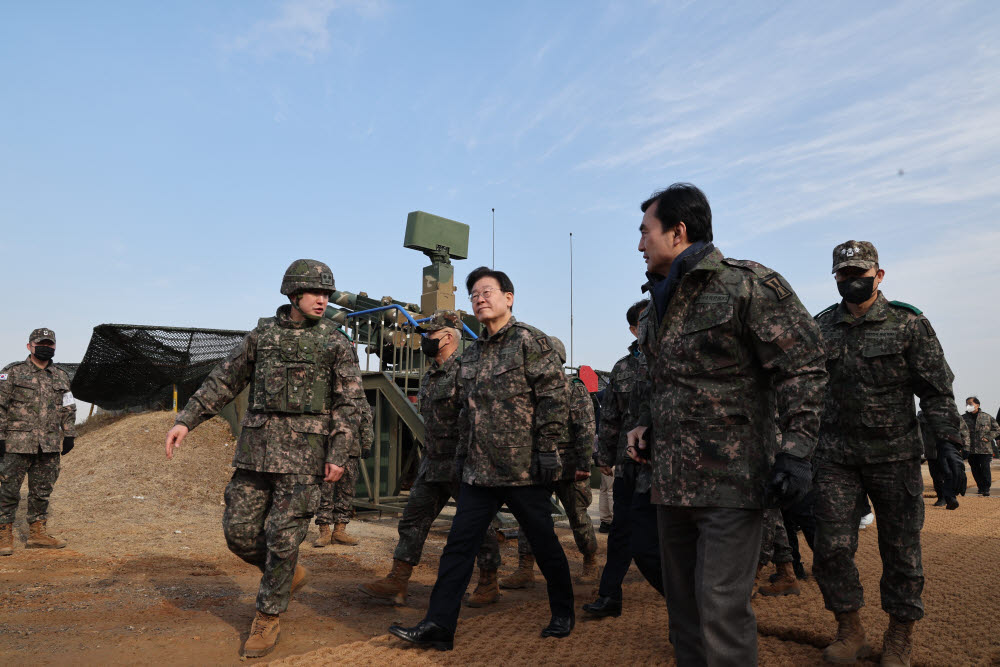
[1,410,999,665]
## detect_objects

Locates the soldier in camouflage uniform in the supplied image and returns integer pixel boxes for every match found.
[755,509,798,596]
[165,259,362,659]
[962,397,1000,495]
[812,241,963,666]
[0,328,77,555]
[359,310,501,608]
[390,266,573,651]
[628,184,827,665]
[501,335,598,589]
[583,300,664,619]
[314,386,373,547]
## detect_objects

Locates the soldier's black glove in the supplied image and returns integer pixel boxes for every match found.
[0,439,5,457]
[61,437,75,455]
[765,453,811,509]
[535,450,559,485]
[453,455,466,481]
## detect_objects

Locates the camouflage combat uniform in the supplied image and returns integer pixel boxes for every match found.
[316,395,373,526]
[391,347,499,570]
[962,409,1000,495]
[176,304,362,615]
[812,293,961,622]
[636,244,827,665]
[516,377,597,558]
[758,508,793,568]
[0,356,76,524]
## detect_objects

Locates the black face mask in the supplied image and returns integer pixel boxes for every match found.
[420,336,440,358]
[33,345,55,361]
[837,277,876,305]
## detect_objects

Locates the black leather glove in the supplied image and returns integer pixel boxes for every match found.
[61,437,75,455]
[535,450,559,485]
[765,453,811,509]
[0,439,5,457]
[453,455,466,481]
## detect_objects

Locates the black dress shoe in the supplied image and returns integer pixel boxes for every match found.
[598,521,612,534]
[933,499,947,507]
[388,620,454,651]
[582,596,622,618]
[540,614,575,638]
[946,498,960,510]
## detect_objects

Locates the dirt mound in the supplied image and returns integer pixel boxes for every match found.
[39,411,237,557]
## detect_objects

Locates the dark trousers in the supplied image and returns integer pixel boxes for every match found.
[969,453,992,494]
[598,474,664,601]
[425,483,574,633]
[927,459,944,499]
[782,490,816,570]
[657,506,762,667]
[935,443,963,502]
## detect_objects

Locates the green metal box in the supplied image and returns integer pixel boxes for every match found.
[404,211,469,259]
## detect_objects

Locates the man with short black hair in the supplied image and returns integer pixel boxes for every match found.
[389,266,574,650]
[628,183,827,665]
[0,328,77,556]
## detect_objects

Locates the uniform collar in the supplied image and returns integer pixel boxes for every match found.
[640,245,724,291]
[431,348,460,372]
[275,304,315,329]
[833,291,890,325]
[481,315,516,342]
[25,355,52,372]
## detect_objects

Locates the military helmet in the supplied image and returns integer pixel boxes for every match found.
[550,336,567,364]
[281,259,335,295]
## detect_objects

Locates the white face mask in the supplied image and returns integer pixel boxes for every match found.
[966,404,977,413]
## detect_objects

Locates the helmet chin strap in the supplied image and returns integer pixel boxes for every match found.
[290,294,321,321]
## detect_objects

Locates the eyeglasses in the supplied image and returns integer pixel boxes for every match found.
[469,287,502,302]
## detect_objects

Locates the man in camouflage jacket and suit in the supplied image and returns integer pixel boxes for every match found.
[0,327,76,555]
[962,396,1000,495]
[501,335,598,588]
[165,259,362,659]
[583,299,664,620]
[389,266,574,651]
[359,310,501,608]
[812,241,963,666]
[628,184,827,666]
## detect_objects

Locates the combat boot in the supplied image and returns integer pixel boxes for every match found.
[823,610,871,663]
[577,552,598,584]
[332,522,359,546]
[0,523,12,556]
[465,568,500,607]
[290,564,308,599]
[358,559,413,605]
[26,520,66,549]
[758,561,801,597]
[313,524,332,548]
[243,611,280,658]
[880,616,914,666]
[500,554,536,589]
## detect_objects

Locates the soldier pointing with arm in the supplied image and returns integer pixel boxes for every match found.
[164,259,363,659]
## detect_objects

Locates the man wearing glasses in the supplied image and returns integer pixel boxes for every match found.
[389,266,574,650]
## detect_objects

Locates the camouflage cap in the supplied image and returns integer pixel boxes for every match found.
[281,259,335,295]
[831,240,879,274]
[550,336,567,364]
[29,327,56,343]
[418,309,463,333]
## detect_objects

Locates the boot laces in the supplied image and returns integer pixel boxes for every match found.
[884,622,908,655]
[251,615,273,638]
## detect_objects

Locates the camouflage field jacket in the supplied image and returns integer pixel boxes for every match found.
[0,358,76,454]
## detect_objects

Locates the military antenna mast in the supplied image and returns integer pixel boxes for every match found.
[569,231,574,368]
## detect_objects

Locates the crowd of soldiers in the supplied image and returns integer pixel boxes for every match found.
[1,182,996,666]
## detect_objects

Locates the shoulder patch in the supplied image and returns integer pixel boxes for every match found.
[889,300,923,315]
[0,373,7,381]
[920,318,936,337]
[536,335,552,352]
[761,273,793,301]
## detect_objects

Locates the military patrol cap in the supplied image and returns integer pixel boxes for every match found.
[418,310,462,333]
[29,327,56,343]
[831,240,879,274]
[281,259,335,295]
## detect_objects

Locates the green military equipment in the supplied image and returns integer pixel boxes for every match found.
[280,259,335,295]
[404,211,470,315]
[249,316,337,414]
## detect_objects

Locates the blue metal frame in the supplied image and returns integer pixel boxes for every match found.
[343,304,478,339]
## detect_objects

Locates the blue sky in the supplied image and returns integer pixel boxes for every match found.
[2,1,998,414]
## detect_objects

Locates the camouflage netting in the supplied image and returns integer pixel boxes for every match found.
[71,324,247,411]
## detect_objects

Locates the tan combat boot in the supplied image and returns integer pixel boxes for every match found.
[290,564,308,599]
[499,554,536,589]
[313,524,332,548]
[465,568,500,607]
[881,616,914,666]
[823,610,871,663]
[0,523,12,556]
[26,520,66,549]
[358,559,413,605]
[332,522,359,546]
[758,561,801,597]
[577,552,598,584]
[243,611,280,658]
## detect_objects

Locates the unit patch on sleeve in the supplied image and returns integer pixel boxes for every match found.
[0,373,7,380]
[921,319,936,337]
[762,274,793,301]
[536,336,552,352]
